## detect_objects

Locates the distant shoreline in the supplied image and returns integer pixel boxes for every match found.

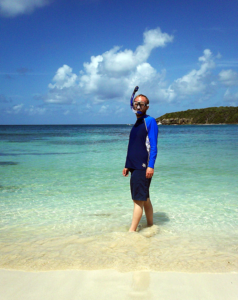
[0,123,238,126]
[157,123,238,125]
[157,106,238,125]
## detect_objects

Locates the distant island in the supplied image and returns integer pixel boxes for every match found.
[156,106,238,125]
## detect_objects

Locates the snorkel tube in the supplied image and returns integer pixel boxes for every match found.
[130,86,142,114]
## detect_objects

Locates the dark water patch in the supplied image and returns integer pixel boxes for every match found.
[8,140,34,143]
[89,213,112,217]
[27,152,83,156]
[48,139,119,146]
[0,185,20,191]
[0,125,131,140]
[0,151,80,156]
[21,152,74,156]
[0,151,102,156]
[0,132,72,143]
[0,161,18,166]
[0,153,18,156]
[0,133,44,143]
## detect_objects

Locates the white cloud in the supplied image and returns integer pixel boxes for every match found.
[5,103,47,115]
[45,88,78,104]
[155,87,176,103]
[49,65,77,89]
[79,28,173,100]
[44,27,174,105]
[25,105,46,115]
[99,104,109,114]
[42,28,238,111]
[115,107,125,115]
[224,89,238,104]
[0,0,51,17]
[219,69,238,86]
[219,69,238,105]
[46,65,79,104]
[169,49,216,98]
[217,60,238,68]
[7,103,24,114]
[63,110,70,115]
[93,28,173,76]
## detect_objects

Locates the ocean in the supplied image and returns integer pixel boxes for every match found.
[0,124,237,272]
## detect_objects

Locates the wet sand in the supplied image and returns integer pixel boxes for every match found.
[1,269,238,300]
[1,226,238,273]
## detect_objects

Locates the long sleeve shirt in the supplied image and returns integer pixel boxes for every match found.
[125,115,158,170]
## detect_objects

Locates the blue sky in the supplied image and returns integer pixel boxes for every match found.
[1,0,238,124]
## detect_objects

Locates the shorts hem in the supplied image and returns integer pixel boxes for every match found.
[132,198,148,201]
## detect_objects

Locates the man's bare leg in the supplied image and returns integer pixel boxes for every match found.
[144,198,153,226]
[129,200,144,232]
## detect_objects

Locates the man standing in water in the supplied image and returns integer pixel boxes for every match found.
[123,94,158,232]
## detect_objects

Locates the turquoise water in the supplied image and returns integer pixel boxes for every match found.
[0,124,238,272]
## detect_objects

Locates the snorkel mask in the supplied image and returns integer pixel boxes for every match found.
[130,86,149,115]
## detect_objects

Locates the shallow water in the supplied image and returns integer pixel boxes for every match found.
[0,125,238,272]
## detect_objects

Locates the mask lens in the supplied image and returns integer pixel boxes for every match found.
[133,102,146,108]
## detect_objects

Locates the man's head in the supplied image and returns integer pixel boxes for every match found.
[133,94,149,117]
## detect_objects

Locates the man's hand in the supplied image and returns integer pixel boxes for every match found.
[122,168,129,177]
[146,167,154,178]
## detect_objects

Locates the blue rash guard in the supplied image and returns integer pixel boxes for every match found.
[125,115,158,170]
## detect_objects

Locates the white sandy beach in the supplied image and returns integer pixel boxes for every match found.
[1,269,238,300]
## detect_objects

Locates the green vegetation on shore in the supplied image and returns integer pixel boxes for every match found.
[156,106,238,125]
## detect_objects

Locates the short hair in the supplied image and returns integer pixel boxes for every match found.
[134,94,149,105]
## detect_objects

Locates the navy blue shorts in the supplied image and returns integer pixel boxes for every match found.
[130,169,151,201]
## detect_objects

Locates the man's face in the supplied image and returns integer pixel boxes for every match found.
[133,96,149,116]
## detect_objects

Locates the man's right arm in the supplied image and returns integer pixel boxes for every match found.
[146,117,158,169]
[122,168,129,177]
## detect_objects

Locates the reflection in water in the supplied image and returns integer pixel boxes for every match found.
[129,272,152,300]
[139,225,159,237]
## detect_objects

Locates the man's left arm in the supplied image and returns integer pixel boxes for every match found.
[146,118,159,178]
